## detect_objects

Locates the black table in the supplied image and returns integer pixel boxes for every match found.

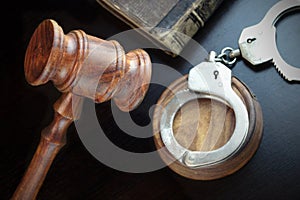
[1,0,299,199]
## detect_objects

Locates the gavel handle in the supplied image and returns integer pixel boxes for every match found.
[12,93,82,200]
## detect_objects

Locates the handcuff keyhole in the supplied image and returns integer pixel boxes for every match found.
[214,70,219,79]
[247,38,256,44]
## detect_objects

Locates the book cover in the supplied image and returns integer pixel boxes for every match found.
[97,0,224,56]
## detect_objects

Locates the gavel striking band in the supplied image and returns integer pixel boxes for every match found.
[12,19,152,200]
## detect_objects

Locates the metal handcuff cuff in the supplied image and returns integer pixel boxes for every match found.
[154,0,300,180]
[160,52,249,168]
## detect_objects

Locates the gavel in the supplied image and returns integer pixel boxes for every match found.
[12,19,152,200]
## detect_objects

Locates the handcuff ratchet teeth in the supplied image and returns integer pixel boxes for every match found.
[238,0,300,81]
[157,0,297,176]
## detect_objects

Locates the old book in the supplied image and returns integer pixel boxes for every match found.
[96,0,224,56]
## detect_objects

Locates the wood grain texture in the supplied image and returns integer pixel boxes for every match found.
[12,19,152,200]
[2,0,299,199]
[173,98,235,151]
[11,93,83,200]
[24,19,152,112]
[153,75,263,180]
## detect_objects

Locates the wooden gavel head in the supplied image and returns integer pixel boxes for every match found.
[24,19,152,111]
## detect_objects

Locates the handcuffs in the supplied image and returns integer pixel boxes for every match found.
[160,52,249,168]
[238,0,300,81]
[154,0,300,180]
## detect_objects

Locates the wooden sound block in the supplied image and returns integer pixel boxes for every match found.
[153,75,263,180]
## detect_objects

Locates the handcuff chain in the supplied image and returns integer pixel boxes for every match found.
[215,47,241,67]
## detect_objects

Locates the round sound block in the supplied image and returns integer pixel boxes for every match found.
[153,75,263,180]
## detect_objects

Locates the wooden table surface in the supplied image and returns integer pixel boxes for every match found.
[1,0,300,199]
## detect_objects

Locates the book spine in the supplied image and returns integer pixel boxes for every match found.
[150,0,224,56]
